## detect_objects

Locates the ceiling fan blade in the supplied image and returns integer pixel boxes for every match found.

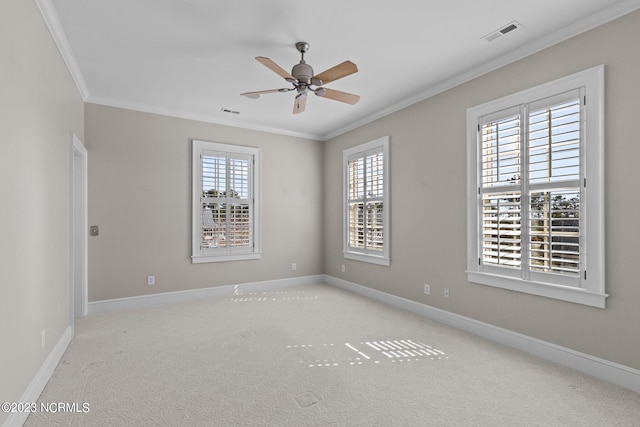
[256,56,295,80]
[314,60,358,85]
[293,94,307,114]
[240,88,291,98]
[318,88,360,105]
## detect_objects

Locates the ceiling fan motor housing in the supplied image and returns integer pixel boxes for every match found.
[292,62,313,84]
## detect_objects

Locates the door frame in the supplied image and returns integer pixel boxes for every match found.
[71,133,88,322]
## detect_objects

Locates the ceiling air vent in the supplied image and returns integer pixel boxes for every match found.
[482,21,522,42]
[220,108,240,115]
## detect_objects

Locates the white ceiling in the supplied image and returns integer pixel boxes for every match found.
[43,0,640,140]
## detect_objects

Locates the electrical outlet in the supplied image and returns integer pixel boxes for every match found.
[291,263,297,271]
[444,288,450,298]
[341,264,346,273]
[147,275,155,285]
[424,284,430,295]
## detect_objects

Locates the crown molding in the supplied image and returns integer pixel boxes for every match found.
[85,95,323,141]
[321,0,640,141]
[35,0,640,142]
[35,0,90,100]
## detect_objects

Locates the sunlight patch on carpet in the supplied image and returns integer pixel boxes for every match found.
[364,340,447,361]
[287,339,448,368]
[229,289,319,303]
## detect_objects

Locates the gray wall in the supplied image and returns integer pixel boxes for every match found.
[324,10,640,370]
[84,104,324,301]
[0,0,84,423]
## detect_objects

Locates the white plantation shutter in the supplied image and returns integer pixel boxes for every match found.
[481,192,522,268]
[481,110,522,188]
[348,156,365,249]
[478,91,582,285]
[227,156,252,249]
[480,108,522,272]
[344,136,390,266]
[200,150,253,254]
[201,153,227,250]
[467,66,606,307]
[193,141,260,263]
[348,150,384,251]
[527,93,581,280]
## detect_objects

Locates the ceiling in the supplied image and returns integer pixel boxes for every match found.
[42,0,640,141]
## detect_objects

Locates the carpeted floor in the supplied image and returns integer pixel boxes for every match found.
[25,283,640,426]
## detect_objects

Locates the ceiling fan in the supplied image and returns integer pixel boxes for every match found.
[241,42,360,114]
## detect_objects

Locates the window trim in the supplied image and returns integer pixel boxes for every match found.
[343,136,391,266]
[192,140,261,264]
[466,65,606,308]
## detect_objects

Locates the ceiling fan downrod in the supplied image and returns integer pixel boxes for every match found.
[295,41,310,58]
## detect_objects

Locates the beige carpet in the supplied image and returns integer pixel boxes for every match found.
[26,283,640,426]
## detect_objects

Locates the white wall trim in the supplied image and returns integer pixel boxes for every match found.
[86,98,324,141]
[2,326,73,427]
[87,275,325,314]
[323,275,640,394]
[82,0,640,143]
[36,0,640,142]
[35,0,90,100]
[70,133,88,320]
[7,277,638,427]
[322,0,640,141]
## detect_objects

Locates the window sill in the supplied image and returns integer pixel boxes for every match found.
[467,271,607,308]
[192,252,261,264]
[344,251,391,266]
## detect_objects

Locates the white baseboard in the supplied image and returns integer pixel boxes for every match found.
[85,274,640,394]
[323,275,640,394]
[7,275,637,427]
[3,326,73,427]
[87,275,325,314]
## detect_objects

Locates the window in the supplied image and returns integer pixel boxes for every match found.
[192,140,260,263]
[343,136,390,266]
[467,65,606,307]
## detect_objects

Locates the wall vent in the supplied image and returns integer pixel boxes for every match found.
[482,21,522,42]
[220,108,240,115]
